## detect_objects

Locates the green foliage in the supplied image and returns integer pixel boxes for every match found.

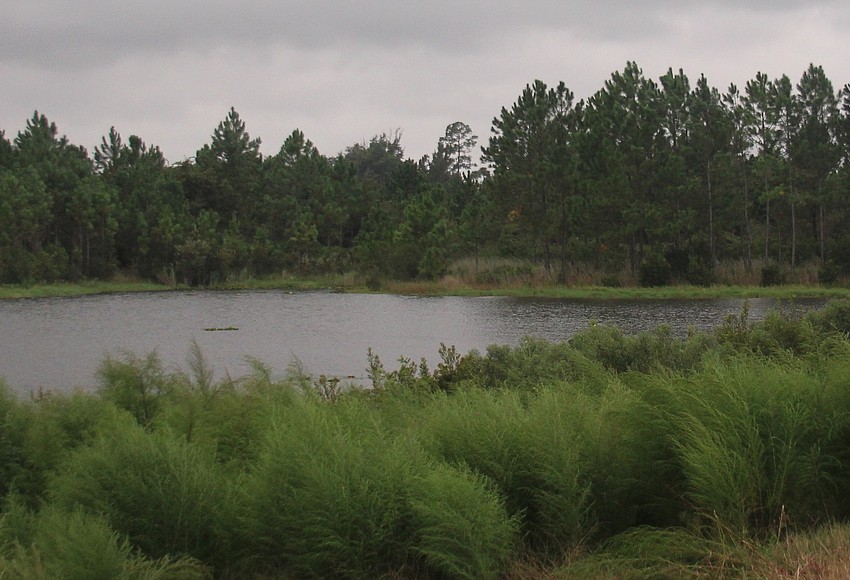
[0,382,27,503]
[761,263,788,286]
[408,462,517,579]
[667,355,850,534]
[11,392,124,507]
[96,351,172,427]
[414,387,592,556]
[235,399,415,577]
[569,323,714,374]
[638,252,672,287]
[806,298,850,335]
[0,503,207,579]
[48,419,227,564]
[4,60,850,284]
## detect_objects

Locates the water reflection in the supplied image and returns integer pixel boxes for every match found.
[0,291,828,393]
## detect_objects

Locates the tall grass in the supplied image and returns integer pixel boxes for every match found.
[96,351,172,428]
[0,503,206,579]
[0,388,123,508]
[234,397,517,578]
[413,387,592,557]
[662,352,850,536]
[48,417,228,565]
[407,462,517,579]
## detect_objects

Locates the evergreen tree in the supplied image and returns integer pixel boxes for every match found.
[483,80,574,275]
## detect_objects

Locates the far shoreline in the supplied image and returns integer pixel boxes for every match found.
[3,277,850,301]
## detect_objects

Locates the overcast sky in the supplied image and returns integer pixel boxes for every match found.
[2,1,848,164]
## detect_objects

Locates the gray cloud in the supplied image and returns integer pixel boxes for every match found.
[4,0,842,68]
[1,1,848,163]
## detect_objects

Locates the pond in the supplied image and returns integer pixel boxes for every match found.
[0,290,828,394]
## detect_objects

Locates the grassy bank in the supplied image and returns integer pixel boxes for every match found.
[0,280,182,300]
[380,280,850,299]
[3,301,850,577]
[4,275,850,301]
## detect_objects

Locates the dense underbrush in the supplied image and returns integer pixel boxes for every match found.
[2,300,850,578]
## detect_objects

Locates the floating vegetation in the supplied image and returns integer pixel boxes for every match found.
[203,326,239,332]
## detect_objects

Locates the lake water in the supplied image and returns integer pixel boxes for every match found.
[0,290,828,394]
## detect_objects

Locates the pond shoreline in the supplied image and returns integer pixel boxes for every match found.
[3,278,850,301]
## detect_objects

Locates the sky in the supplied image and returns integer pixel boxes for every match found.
[2,1,848,165]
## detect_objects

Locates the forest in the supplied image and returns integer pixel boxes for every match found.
[2,62,850,288]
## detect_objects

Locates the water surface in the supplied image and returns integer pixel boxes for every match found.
[0,291,827,393]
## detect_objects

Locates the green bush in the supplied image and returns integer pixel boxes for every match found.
[48,419,227,565]
[416,387,592,556]
[569,324,714,374]
[96,352,173,428]
[236,399,417,577]
[0,382,28,504]
[0,504,206,579]
[806,298,850,336]
[760,263,787,286]
[408,463,517,579]
[3,392,124,508]
[667,356,850,534]
[453,337,614,391]
[639,253,672,287]
[684,254,715,286]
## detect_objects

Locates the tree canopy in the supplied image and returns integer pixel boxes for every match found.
[2,63,849,286]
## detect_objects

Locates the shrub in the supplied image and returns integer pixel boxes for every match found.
[236,399,417,577]
[760,263,787,286]
[0,504,206,579]
[806,298,850,336]
[7,391,125,508]
[818,260,841,285]
[667,356,850,534]
[0,382,28,503]
[96,351,173,428]
[569,324,714,374]
[416,387,592,556]
[49,419,227,565]
[639,253,672,287]
[408,463,517,579]
[684,254,715,286]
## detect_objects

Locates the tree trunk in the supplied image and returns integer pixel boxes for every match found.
[762,156,773,264]
[790,198,797,270]
[707,160,715,264]
[742,157,753,272]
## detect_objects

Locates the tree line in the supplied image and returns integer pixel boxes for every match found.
[2,62,849,286]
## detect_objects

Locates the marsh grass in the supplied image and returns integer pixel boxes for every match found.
[96,352,172,428]
[408,462,518,579]
[48,418,227,564]
[413,387,594,557]
[664,355,850,535]
[5,269,850,301]
[0,280,178,300]
[227,393,522,578]
[563,526,752,578]
[753,522,850,578]
[0,503,207,579]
